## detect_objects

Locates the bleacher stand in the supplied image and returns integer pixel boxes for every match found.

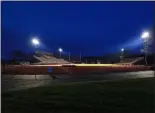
[116,57,144,65]
[33,51,71,64]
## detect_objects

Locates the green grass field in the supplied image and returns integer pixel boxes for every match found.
[2,78,154,113]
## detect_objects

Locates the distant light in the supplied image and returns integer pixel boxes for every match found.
[141,31,150,39]
[121,48,124,52]
[32,38,39,45]
[59,48,63,52]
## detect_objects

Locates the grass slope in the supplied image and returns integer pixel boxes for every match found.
[2,78,154,113]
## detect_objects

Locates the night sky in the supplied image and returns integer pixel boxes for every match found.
[2,1,154,59]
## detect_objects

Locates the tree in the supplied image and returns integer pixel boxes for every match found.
[11,50,26,61]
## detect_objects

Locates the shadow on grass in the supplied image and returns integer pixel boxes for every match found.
[2,77,154,113]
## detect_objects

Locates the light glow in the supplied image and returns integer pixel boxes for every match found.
[121,48,124,52]
[32,38,40,45]
[141,31,150,39]
[59,48,63,52]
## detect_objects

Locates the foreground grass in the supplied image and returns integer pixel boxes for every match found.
[2,78,154,113]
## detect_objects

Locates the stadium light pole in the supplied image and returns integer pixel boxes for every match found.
[120,48,124,63]
[31,37,40,80]
[141,31,150,66]
[68,52,71,61]
[121,48,124,58]
[58,48,63,58]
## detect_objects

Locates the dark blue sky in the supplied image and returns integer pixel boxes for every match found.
[2,1,154,58]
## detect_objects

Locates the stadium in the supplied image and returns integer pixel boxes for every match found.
[2,50,151,75]
[2,2,155,113]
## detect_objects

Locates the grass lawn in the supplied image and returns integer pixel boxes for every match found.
[2,77,154,113]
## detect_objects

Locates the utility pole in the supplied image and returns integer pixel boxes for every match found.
[80,52,81,63]
[68,52,70,61]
